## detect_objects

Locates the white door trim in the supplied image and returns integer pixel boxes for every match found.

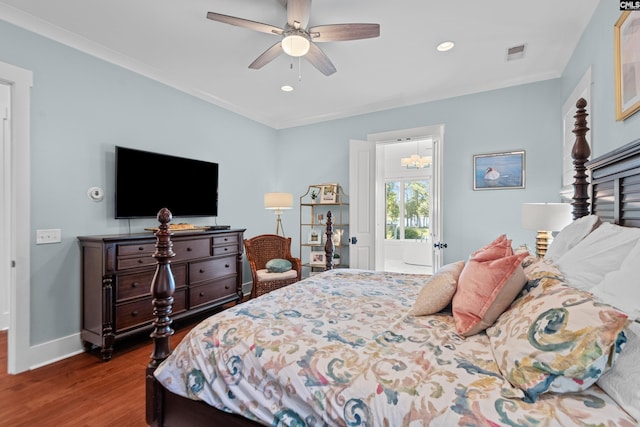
[0,60,32,374]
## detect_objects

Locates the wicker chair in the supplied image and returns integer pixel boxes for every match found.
[244,234,302,299]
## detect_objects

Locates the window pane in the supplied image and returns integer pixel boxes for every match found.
[385,182,400,240]
[404,180,430,240]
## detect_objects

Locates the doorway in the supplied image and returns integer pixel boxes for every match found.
[0,82,9,331]
[349,124,444,274]
[379,139,433,274]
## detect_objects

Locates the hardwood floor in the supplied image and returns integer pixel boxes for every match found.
[0,313,216,426]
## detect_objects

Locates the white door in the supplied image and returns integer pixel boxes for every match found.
[348,139,375,269]
[0,82,9,331]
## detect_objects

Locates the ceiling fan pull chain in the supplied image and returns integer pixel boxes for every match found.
[298,56,302,82]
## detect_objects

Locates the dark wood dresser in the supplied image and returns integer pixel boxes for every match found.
[78,228,245,360]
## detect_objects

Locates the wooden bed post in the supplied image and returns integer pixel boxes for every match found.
[572,98,591,219]
[324,211,334,270]
[146,207,176,426]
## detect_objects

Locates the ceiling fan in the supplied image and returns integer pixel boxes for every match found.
[206,0,380,76]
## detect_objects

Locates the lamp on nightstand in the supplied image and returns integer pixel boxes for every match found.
[264,192,293,237]
[522,203,572,258]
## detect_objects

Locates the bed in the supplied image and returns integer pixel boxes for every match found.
[145,98,640,426]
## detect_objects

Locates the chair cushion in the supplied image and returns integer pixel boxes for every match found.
[256,269,298,281]
[266,258,293,273]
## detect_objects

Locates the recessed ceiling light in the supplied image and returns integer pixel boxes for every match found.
[281,85,294,92]
[436,41,455,52]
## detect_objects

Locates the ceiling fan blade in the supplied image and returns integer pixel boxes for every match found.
[305,43,336,76]
[309,23,380,42]
[287,0,311,29]
[206,12,283,35]
[248,42,284,70]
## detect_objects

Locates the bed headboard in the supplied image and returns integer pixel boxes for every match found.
[586,138,640,226]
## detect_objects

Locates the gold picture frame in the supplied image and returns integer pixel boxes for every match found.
[320,184,338,203]
[615,11,640,121]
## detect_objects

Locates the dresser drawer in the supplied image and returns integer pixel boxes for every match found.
[213,244,237,257]
[117,255,156,270]
[115,289,186,332]
[172,238,211,262]
[116,264,186,302]
[189,277,237,309]
[189,256,236,285]
[117,242,156,257]
[213,234,238,246]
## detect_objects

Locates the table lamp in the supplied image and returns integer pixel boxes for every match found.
[521,203,572,258]
[264,192,293,236]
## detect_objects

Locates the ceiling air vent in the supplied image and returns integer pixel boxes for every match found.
[506,44,526,61]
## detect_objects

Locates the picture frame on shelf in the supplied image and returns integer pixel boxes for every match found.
[615,11,640,121]
[320,184,338,203]
[307,228,322,245]
[310,251,325,266]
[473,151,525,190]
[323,229,343,246]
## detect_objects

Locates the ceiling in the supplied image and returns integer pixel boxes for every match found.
[0,0,599,129]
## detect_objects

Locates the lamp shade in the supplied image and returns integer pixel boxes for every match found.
[521,203,572,231]
[264,192,293,210]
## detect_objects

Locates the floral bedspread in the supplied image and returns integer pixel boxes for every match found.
[154,269,636,426]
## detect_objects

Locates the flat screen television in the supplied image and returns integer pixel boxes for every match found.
[115,146,219,219]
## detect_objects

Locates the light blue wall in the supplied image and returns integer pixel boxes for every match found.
[0,20,279,344]
[561,1,640,156]
[278,80,563,263]
[2,0,639,348]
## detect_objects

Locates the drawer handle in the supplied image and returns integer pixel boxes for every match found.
[199,269,205,274]
[225,285,229,290]
[225,264,230,268]
[132,282,139,288]
[199,291,205,297]
[138,247,144,251]
[224,238,228,242]
[187,247,192,252]
[131,311,139,317]
[138,259,144,264]
[224,247,228,252]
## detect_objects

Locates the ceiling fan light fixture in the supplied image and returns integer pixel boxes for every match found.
[282,32,310,57]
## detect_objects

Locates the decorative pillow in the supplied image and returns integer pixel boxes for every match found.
[520,258,565,299]
[544,214,601,262]
[471,234,513,260]
[410,261,465,316]
[590,239,640,320]
[265,258,292,273]
[452,250,528,336]
[555,222,640,290]
[597,322,640,422]
[487,280,629,403]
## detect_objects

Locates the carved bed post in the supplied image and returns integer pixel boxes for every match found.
[324,211,334,270]
[146,207,176,426]
[571,98,591,219]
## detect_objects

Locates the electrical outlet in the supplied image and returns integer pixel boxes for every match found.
[36,229,62,244]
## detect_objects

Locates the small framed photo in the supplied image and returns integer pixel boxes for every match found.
[320,184,338,203]
[307,228,322,245]
[473,151,525,190]
[615,11,640,121]
[310,251,326,266]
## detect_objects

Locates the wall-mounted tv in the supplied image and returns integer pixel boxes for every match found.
[115,146,219,219]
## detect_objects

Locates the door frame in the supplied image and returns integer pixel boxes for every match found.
[1,60,32,374]
[350,124,444,272]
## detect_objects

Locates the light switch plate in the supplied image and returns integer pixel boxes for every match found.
[36,229,62,244]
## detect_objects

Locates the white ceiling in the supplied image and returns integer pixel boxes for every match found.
[0,0,599,129]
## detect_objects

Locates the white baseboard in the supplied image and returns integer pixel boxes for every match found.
[0,310,8,331]
[242,280,252,296]
[29,332,84,370]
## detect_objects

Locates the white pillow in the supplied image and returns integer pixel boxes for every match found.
[544,214,601,262]
[590,239,640,320]
[555,222,640,290]
[597,322,640,423]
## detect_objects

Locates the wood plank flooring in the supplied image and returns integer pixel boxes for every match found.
[0,315,212,427]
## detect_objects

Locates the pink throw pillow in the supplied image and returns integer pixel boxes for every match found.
[452,251,528,336]
[471,234,513,261]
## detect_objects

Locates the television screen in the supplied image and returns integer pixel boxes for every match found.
[115,146,219,219]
